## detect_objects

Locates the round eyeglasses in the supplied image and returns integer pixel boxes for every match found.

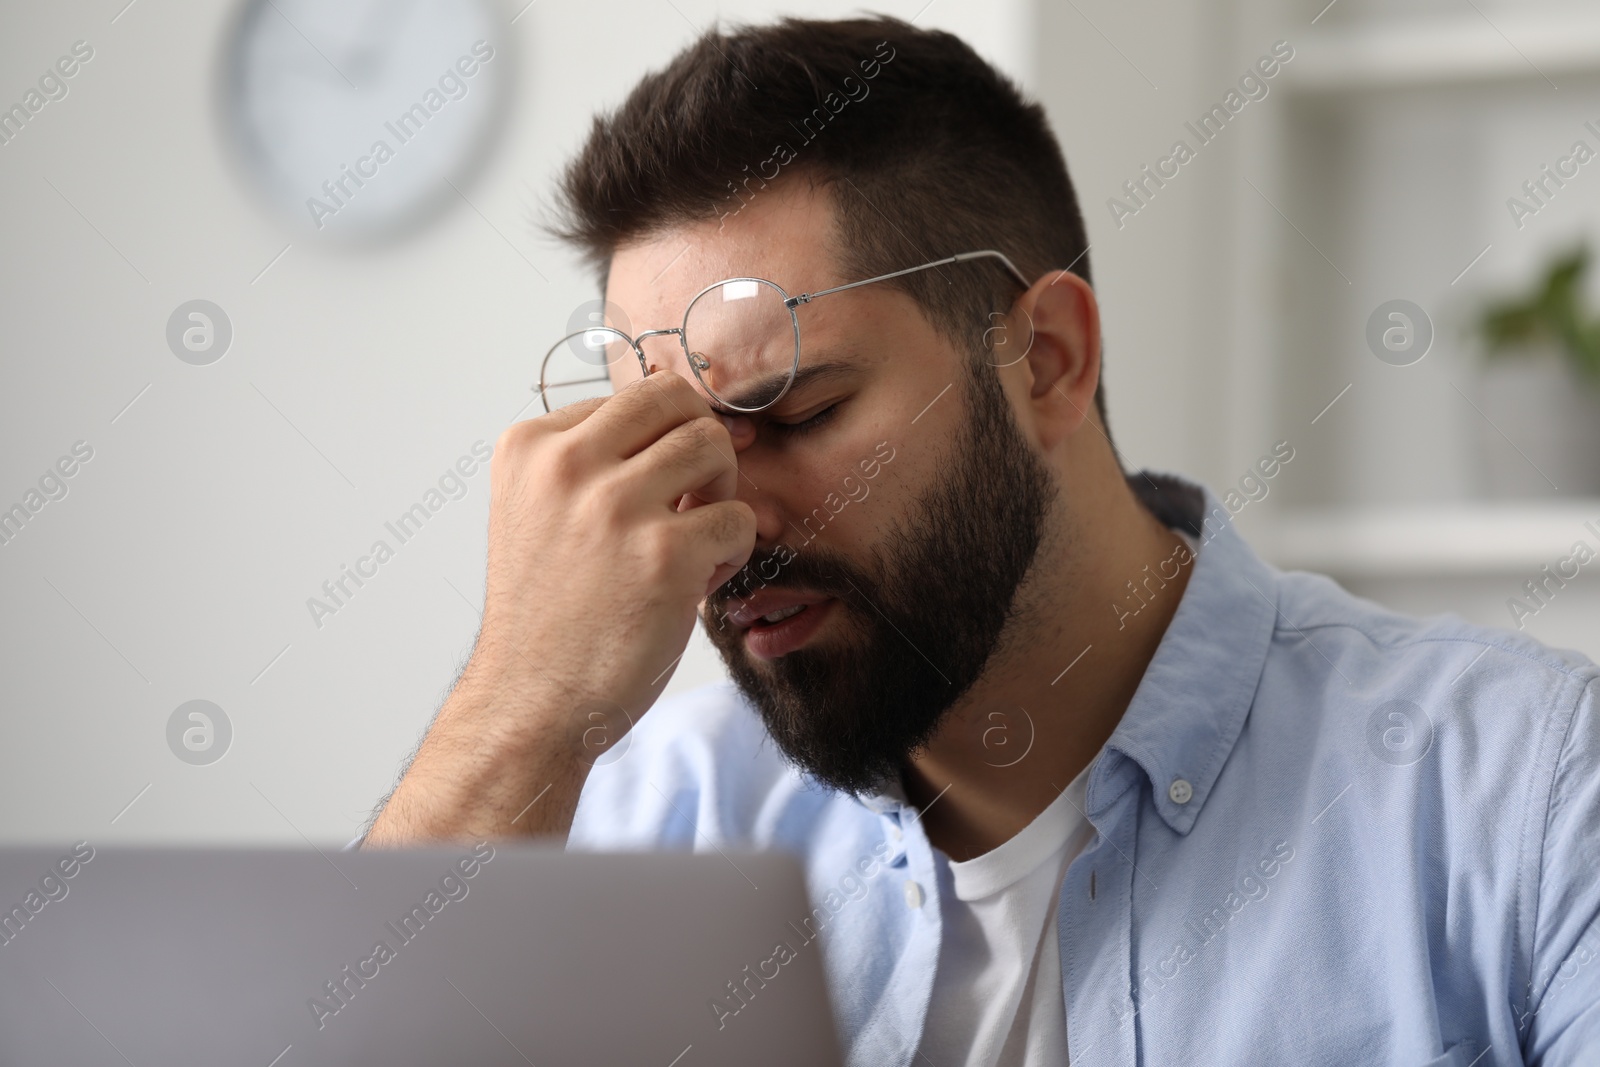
[535,249,1031,415]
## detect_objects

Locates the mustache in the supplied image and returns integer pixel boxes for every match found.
[705,542,869,616]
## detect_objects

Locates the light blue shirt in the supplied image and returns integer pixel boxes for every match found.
[568,471,1600,1066]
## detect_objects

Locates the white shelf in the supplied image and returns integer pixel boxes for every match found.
[1286,10,1600,94]
[1255,499,1600,578]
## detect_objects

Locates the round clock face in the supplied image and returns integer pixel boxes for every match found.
[222,0,513,242]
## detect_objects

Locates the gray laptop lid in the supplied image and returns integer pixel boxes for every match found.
[0,843,843,1066]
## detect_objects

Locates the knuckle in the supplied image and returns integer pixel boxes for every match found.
[619,389,664,431]
[693,415,732,451]
[659,439,695,477]
[654,420,709,474]
[541,436,585,485]
[495,421,536,456]
[703,507,737,545]
[704,501,753,545]
[655,370,704,411]
[587,467,631,519]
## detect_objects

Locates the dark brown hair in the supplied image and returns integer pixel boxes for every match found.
[549,14,1108,429]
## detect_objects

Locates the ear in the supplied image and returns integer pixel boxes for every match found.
[990,270,1102,452]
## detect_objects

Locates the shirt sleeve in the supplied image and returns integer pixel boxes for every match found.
[1523,674,1600,1065]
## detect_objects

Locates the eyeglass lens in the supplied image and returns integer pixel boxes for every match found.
[541,278,798,412]
[682,279,797,410]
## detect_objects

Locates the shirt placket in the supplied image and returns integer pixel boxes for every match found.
[870,803,943,1067]
[1058,774,1140,1067]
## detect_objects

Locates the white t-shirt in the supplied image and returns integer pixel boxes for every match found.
[914,762,1096,1067]
[916,528,1199,1065]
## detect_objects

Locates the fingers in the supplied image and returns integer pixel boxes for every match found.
[583,370,718,460]
[675,499,757,594]
[532,393,609,433]
[618,414,741,509]
[717,411,757,452]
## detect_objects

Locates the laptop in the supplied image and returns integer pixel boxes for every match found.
[0,843,844,1066]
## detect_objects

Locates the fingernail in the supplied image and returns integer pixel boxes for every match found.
[719,413,754,438]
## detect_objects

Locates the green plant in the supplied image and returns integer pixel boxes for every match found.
[1478,244,1600,381]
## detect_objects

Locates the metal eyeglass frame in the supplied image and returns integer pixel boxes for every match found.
[536,248,1032,415]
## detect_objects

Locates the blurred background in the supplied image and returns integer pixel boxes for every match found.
[1,0,1597,845]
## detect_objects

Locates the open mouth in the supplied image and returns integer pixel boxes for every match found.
[722,589,832,632]
[716,590,839,660]
[752,604,808,626]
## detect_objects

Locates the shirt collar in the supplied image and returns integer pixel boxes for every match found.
[856,470,1279,835]
[1089,469,1279,834]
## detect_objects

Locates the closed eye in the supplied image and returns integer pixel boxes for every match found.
[767,402,840,437]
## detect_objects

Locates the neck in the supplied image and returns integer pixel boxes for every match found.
[901,465,1193,863]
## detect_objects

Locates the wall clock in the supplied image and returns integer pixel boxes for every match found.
[221,0,514,243]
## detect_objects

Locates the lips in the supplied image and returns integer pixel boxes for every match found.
[739,597,837,661]
[722,588,834,631]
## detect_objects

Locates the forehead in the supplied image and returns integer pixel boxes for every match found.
[606,177,844,329]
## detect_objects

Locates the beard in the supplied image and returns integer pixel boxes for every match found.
[700,357,1057,797]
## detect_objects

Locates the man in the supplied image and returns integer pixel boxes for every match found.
[365,15,1600,1066]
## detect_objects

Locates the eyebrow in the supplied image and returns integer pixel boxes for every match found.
[714,357,861,413]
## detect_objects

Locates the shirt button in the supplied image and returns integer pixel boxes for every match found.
[903,880,924,909]
[1169,778,1194,805]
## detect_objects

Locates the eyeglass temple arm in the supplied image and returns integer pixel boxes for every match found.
[784,249,1032,308]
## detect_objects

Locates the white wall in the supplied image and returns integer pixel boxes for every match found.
[0,0,1037,844]
[13,0,1590,847]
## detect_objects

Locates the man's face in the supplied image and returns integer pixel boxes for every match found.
[606,178,1056,796]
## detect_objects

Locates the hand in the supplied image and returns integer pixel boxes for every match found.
[365,369,755,845]
[478,368,756,735]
